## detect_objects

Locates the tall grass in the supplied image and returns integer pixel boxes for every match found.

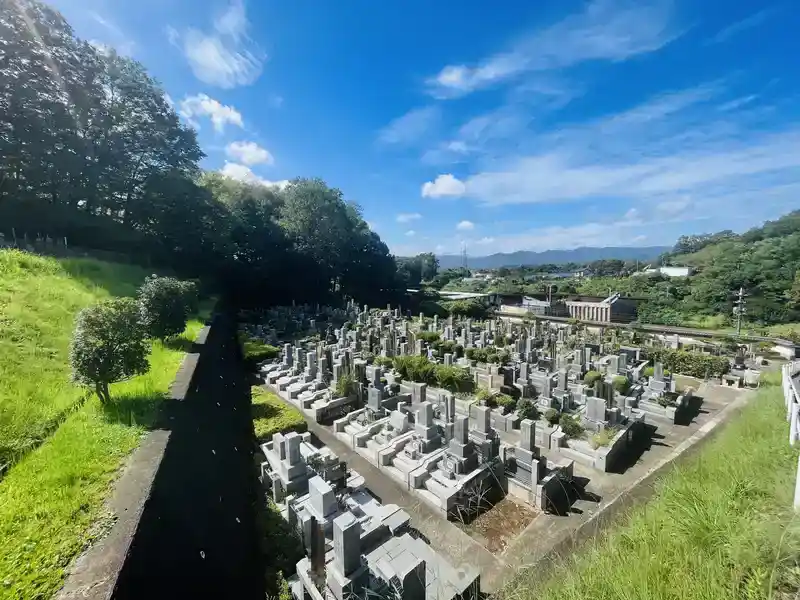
[500,384,800,600]
[0,250,152,468]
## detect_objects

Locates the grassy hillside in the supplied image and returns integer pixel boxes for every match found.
[500,381,800,600]
[0,249,206,599]
[0,250,154,469]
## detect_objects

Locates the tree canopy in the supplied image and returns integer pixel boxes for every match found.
[0,0,403,308]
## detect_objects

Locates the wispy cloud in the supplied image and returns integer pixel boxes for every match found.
[396,212,422,223]
[225,141,274,165]
[167,0,264,88]
[377,106,440,145]
[179,94,244,132]
[426,0,679,98]
[708,9,775,45]
[419,82,800,220]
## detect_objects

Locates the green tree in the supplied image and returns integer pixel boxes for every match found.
[137,276,197,339]
[517,398,539,420]
[69,298,150,403]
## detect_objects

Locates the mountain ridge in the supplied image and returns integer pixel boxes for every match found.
[435,246,670,269]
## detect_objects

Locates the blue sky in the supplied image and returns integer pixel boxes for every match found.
[49,0,800,257]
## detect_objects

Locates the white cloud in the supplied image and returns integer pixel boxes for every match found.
[220,162,288,188]
[456,220,475,231]
[179,94,243,132]
[427,0,678,98]
[421,174,466,198]
[378,106,440,145]
[396,213,422,223]
[167,0,264,88]
[405,230,416,237]
[433,82,800,220]
[708,9,775,45]
[225,141,274,165]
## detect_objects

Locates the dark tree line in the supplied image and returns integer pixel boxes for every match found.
[0,0,403,307]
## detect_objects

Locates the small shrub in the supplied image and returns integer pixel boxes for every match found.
[545,408,561,426]
[454,344,465,358]
[70,297,150,404]
[590,427,617,449]
[643,366,655,378]
[648,348,730,378]
[583,370,602,386]
[434,365,472,393]
[361,351,375,364]
[417,331,440,343]
[612,375,630,395]
[517,397,539,421]
[137,275,197,340]
[393,355,436,384]
[335,373,355,398]
[475,387,494,406]
[496,393,516,413]
[559,414,585,439]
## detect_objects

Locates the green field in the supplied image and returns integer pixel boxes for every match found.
[500,382,800,600]
[0,249,205,599]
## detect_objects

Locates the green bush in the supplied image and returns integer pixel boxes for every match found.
[648,349,730,378]
[643,366,655,378]
[559,414,584,439]
[251,387,307,441]
[361,351,375,364]
[612,375,630,395]
[454,344,465,358]
[444,299,488,319]
[137,275,197,340]
[417,331,440,343]
[335,373,355,397]
[545,408,561,426]
[393,355,436,384]
[434,365,472,393]
[496,393,516,412]
[465,347,510,364]
[70,298,150,404]
[590,427,617,449]
[475,387,493,406]
[374,356,394,369]
[583,370,602,386]
[517,397,539,421]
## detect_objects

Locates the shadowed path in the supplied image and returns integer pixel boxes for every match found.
[112,314,264,600]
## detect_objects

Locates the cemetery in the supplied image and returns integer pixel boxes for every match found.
[242,301,768,596]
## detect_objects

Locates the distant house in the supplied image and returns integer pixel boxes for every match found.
[564,292,637,323]
[521,296,550,315]
[634,265,693,278]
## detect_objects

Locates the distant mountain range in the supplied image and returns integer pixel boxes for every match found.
[436,246,671,270]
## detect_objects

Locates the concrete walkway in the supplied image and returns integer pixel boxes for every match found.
[265,385,507,591]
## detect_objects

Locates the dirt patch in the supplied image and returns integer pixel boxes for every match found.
[457,495,537,554]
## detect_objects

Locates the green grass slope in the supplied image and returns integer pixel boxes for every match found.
[0,250,153,468]
[0,249,206,599]
[500,382,800,600]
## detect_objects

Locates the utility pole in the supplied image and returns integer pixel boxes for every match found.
[733,286,747,336]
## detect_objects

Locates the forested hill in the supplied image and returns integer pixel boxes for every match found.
[0,1,402,308]
[437,246,669,269]
[575,210,800,327]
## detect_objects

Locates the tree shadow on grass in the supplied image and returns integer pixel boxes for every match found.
[163,336,196,353]
[101,392,166,430]
[251,402,281,421]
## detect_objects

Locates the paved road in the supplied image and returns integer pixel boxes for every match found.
[267,385,506,592]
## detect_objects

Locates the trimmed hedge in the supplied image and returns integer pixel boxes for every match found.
[252,387,307,441]
[648,349,730,378]
[583,370,602,386]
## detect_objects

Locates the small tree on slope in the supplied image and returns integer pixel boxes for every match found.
[70,298,150,404]
[138,275,197,340]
